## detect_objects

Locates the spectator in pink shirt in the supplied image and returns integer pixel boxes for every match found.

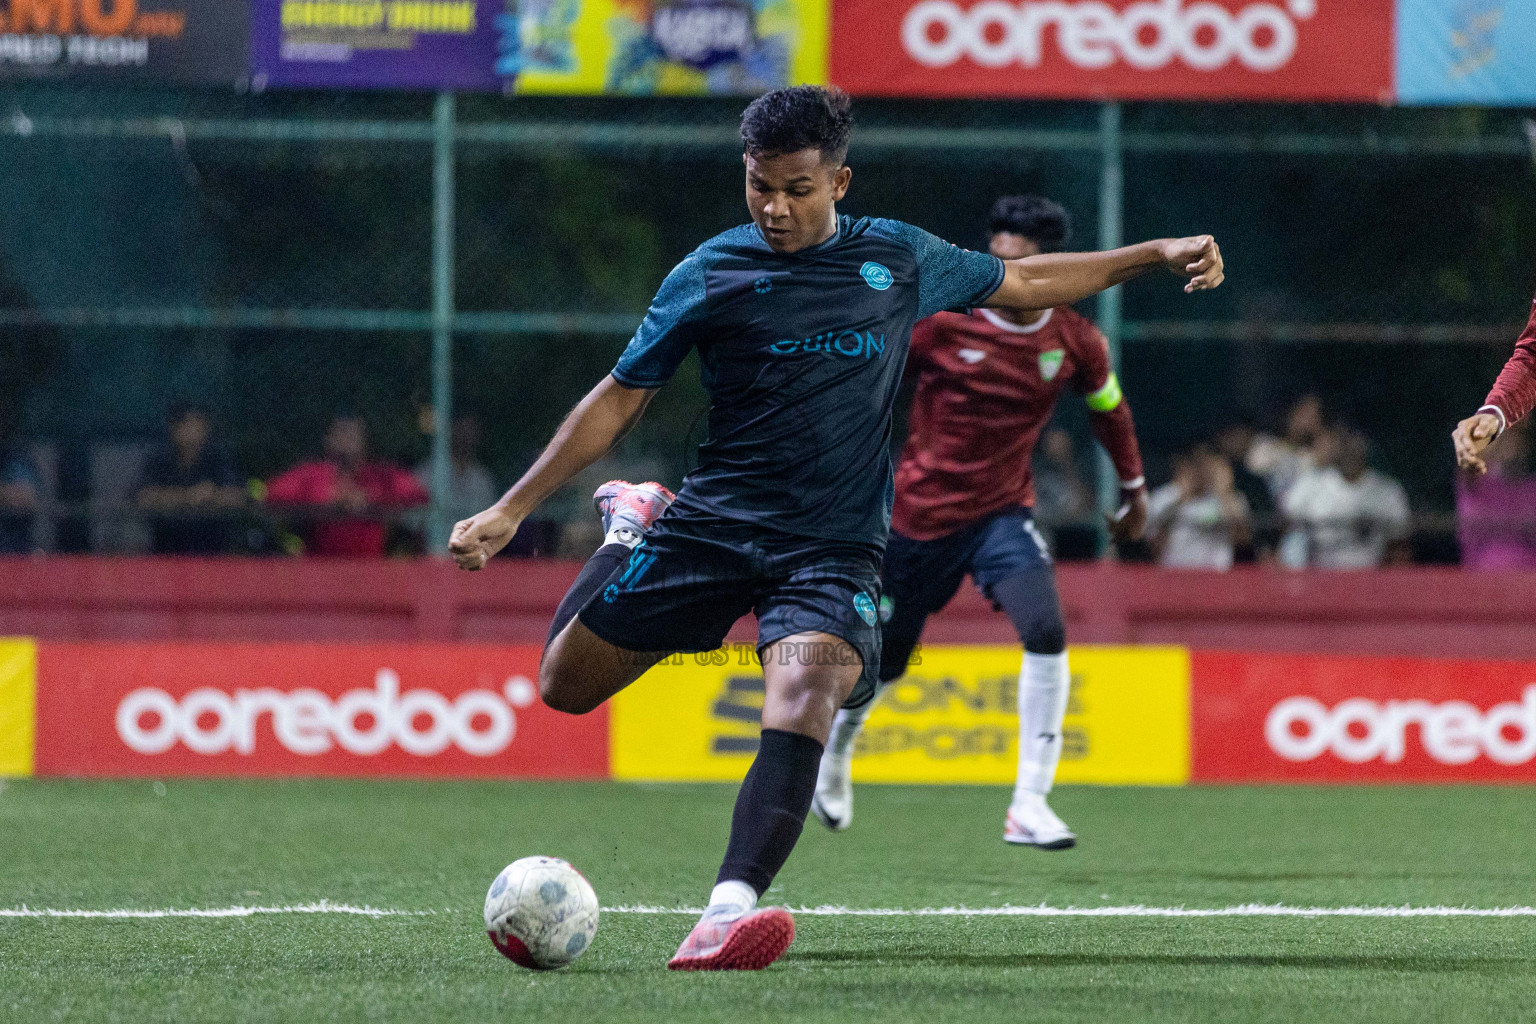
[1457,420,1536,570]
[266,413,428,557]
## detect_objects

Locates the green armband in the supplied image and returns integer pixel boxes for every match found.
[1086,373,1123,412]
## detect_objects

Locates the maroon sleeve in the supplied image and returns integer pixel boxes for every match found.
[1484,298,1536,430]
[908,314,943,370]
[1069,317,1145,488]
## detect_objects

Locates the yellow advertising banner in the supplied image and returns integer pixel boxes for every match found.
[610,645,1190,785]
[509,0,828,95]
[0,639,37,778]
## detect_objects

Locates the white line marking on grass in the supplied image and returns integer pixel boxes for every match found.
[6,903,1536,921]
[604,904,1536,918]
[0,901,434,920]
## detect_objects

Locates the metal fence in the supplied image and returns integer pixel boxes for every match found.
[1,85,1533,559]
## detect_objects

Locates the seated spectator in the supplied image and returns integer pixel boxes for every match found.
[1281,427,1410,569]
[411,410,499,551]
[0,438,40,554]
[1213,418,1278,560]
[1246,393,1324,502]
[1032,428,1097,559]
[1147,444,1252,571]
[135,403,246,555]
[266,413,428,558]
[1457,419,1536,569]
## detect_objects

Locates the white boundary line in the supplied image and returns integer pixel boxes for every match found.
[5,903,1536,920]
[604,904,1536,918]
[0,901,433,920]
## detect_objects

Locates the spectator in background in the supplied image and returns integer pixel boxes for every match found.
[411,410,499,551]
[1457,419,1536,569]
[135,403,246,554]
[1247,393,1324,502]
[0,435,40,554]
[1031,427,1097,559]
[266,413,428,558]
[1147,444,1252,570]
[1212,418,1278,560]
[1281,427,1409,569]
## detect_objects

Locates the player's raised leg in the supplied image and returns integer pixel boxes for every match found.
[669,631,862,971]
[537,481,676,713]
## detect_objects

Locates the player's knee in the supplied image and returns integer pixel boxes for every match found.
[537,660,600,716]
[1023,613,1066,656]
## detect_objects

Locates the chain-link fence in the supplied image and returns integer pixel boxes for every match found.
[1,84,1533,562]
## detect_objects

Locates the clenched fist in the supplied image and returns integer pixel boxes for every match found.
[448,507,519,570]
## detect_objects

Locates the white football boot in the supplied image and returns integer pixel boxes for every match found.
[810,748,854,832]
[1004,792,1077,849]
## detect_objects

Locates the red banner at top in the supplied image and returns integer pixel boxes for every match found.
[831,0,1394,102]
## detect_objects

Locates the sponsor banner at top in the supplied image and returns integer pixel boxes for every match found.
[1191,651,1536,783]
[252,0,826,93]
[830,0,1394,101]
[0,0,249,81]
[1395,0,1536,106]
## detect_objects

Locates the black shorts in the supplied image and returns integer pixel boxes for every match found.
[879,505,1055,682]
[577,504,883,710]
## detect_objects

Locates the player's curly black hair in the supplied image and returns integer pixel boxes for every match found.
[740,86,854,165]
[988,195,1073,253]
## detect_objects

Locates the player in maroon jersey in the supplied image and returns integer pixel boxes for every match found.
[812,196,1149,847]
[1454,294,1536,473]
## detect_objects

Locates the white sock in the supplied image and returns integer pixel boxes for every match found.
[1014,651,1070,802]
[604,524,644,548]
[824,687,882,762]
[707,880,758,916]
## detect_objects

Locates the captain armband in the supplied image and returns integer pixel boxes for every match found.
[1085,373,1123,412]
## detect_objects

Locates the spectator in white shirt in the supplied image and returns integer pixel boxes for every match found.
[1148,444,1253,571]
[1246,393,1324,503]
[1280,428,1410,569]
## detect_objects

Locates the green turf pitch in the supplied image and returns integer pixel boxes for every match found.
[2,781,1534,1023]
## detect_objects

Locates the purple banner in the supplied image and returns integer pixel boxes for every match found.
[251,0,506,91]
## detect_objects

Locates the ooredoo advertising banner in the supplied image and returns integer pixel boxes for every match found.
[1192,651,1536,783]
[30,642,607,778]
[0,0,250,82]
[830,0,1394,101]
[610,645,1189,784]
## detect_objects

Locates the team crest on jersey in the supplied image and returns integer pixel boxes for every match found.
[853,592,878,626]
[957,348,986,364]
[860,262,893,291]
[1038,349,1065,381]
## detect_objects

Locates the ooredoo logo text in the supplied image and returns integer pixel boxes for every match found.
[901,0,1316,73]
[115,669,540,758]
[1265,687,1536,767]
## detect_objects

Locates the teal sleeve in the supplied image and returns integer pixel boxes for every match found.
[612,255,709,388]
[867,218,1005,319]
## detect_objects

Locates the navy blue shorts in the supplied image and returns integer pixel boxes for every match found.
[577,504,883,710]
[879,505,1054,682]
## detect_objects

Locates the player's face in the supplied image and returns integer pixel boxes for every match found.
[989,232,1041,261]
[744,149,851,254]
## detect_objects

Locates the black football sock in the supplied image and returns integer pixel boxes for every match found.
[716,728,824,896]
[544,543,630,649]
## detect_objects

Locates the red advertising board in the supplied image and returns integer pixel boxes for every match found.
[831,0,1393,102]
[33,643,606,778]
[1192,651,1536,783]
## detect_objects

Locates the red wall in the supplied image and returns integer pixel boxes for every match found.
[3,558,1534,658]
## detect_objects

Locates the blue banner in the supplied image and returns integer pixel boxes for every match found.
[1396,0,1536,105]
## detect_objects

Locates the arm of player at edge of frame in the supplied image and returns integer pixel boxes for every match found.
[984,235,1225,313]
[448,378,656,570]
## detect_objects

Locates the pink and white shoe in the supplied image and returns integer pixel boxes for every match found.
[666,906,796,971]
[593,480,675,545]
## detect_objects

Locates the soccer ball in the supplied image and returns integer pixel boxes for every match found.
[484,856,600,970]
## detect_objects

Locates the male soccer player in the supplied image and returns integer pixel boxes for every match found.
[450,87,1223,971]
[1454,292,1536,472]
[810,195,1148,848]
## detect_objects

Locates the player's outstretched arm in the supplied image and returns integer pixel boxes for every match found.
[449,376,656,569]
[986,236,1224,312]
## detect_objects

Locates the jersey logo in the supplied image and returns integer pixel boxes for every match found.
[1039,349,1065,381]
[860,261,893,291]
[853,592,878,626]
[957,348,986,364]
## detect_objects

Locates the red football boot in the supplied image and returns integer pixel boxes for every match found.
[666,907,796,971]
